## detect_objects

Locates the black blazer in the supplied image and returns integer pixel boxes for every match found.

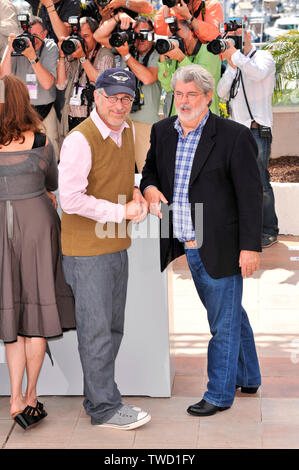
[140,112,263,279]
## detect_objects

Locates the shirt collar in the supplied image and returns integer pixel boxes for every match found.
[174,110,210,138]
[90,108,129,140]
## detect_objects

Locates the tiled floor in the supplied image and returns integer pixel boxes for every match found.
[1,235,299,449]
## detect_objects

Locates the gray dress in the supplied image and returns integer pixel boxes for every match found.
[0,134,75,342]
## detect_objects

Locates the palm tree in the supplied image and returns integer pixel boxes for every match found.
[265,31,299,105]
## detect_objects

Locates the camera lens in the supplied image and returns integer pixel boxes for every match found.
[155,38,174,55]
[207,39,228,55]
[61,38,80,55]
[96,0,110,5]
[109,32,129,48]
[12,36,30,54]
[162,0,177,7]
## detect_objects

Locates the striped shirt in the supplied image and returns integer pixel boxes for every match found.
[172,111,209,242]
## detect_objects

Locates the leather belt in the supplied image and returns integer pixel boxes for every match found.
[250,121,259,129]
[185,240,198,248]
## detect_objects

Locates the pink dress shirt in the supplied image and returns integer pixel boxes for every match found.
[58,109,135,224]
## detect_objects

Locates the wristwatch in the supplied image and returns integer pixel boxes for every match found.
[186,16,194,26]
[124,53,131,61]
[29,57,39,65]
[79,56,87,64]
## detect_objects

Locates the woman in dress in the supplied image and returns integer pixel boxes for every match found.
[0,75,75,430]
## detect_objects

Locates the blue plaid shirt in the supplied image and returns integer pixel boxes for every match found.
[173,111,209,242]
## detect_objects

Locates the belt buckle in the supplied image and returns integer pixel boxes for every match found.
[185,240,197,249]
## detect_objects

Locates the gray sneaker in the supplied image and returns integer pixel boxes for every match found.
[97,404,151,430]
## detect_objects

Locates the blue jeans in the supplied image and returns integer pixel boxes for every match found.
[185,248,261,407]
[62,251,128,424]
[251,129,278,236]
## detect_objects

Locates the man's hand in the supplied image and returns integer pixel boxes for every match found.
[173,0,191,20]
[117,12,135,30]
[239,250,260,278]
[21,40,38,62]
[132,187,148,222]
[8,33,17,52]
[144,186,168,219]
[220,40,237,68]
[103,0,125,11]
[71,41,86,59]
[124,199,145,222]
[165,41,185,62]
[116,42,130,57]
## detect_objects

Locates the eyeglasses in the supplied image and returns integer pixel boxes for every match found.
[174,91,202,100]
[101,93,133,105]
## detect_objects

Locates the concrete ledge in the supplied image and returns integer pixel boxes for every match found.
[273,182,299,235]
[272,108,299,158]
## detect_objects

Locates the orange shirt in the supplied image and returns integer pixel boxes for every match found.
[154,0,223,43]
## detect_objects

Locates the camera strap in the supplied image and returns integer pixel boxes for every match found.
[75,42,101,90]
[239,71,255,122]
[193,1,206,21]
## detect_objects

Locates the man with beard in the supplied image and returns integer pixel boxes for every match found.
[140,64,263,416]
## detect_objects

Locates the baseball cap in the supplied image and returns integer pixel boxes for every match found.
[95,67,136,97]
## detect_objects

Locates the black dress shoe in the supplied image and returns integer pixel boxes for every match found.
[187,399,230,417]
[236,385,259,394]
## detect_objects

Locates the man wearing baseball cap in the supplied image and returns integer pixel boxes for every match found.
[58,67,150,430]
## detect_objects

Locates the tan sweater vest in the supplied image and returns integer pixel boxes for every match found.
[61,116,135,256]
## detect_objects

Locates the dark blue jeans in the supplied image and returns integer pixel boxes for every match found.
[185,248,261,407]
[251,129,279,237]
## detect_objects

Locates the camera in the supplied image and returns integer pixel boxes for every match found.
[131,83,144,113]
[81,83,96,114]
[95,0,111,6]
[137,30,155,42]
[224,19,243,33]
[61,17,85,56]
[109,25,137,48]
[162,0,189,7]
[206,36,243,55]
[155,16,185,55]
[12,14,35,55]
[206,19,244,55]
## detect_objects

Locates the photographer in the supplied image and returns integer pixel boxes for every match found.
[80,0,152,26]
[0,0,20,60]
[0,15,60,157]
[155,0,223,43]
[56,16,114,137]
[95,14,161,172]
[217,28,278,249]
[157,17,221,116]
[27,0,81,42]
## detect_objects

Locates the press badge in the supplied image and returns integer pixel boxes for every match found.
[70,86,84,106]
[26,74,38,100]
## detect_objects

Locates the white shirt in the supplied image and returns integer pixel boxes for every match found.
[217,47,275,129]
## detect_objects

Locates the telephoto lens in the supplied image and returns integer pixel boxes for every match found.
[155,38,177,54]
[12,35,31,54]
[109,30,135,48]
[96,0,111,5]
[61,37,81,55]
[207,38,227,55]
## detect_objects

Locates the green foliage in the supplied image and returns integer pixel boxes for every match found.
[265,31,299,105]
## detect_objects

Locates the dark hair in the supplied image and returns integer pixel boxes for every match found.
[80,16,99,33]
[29,16,46,30]
[135,16,154,31]
[0,75,45,148]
